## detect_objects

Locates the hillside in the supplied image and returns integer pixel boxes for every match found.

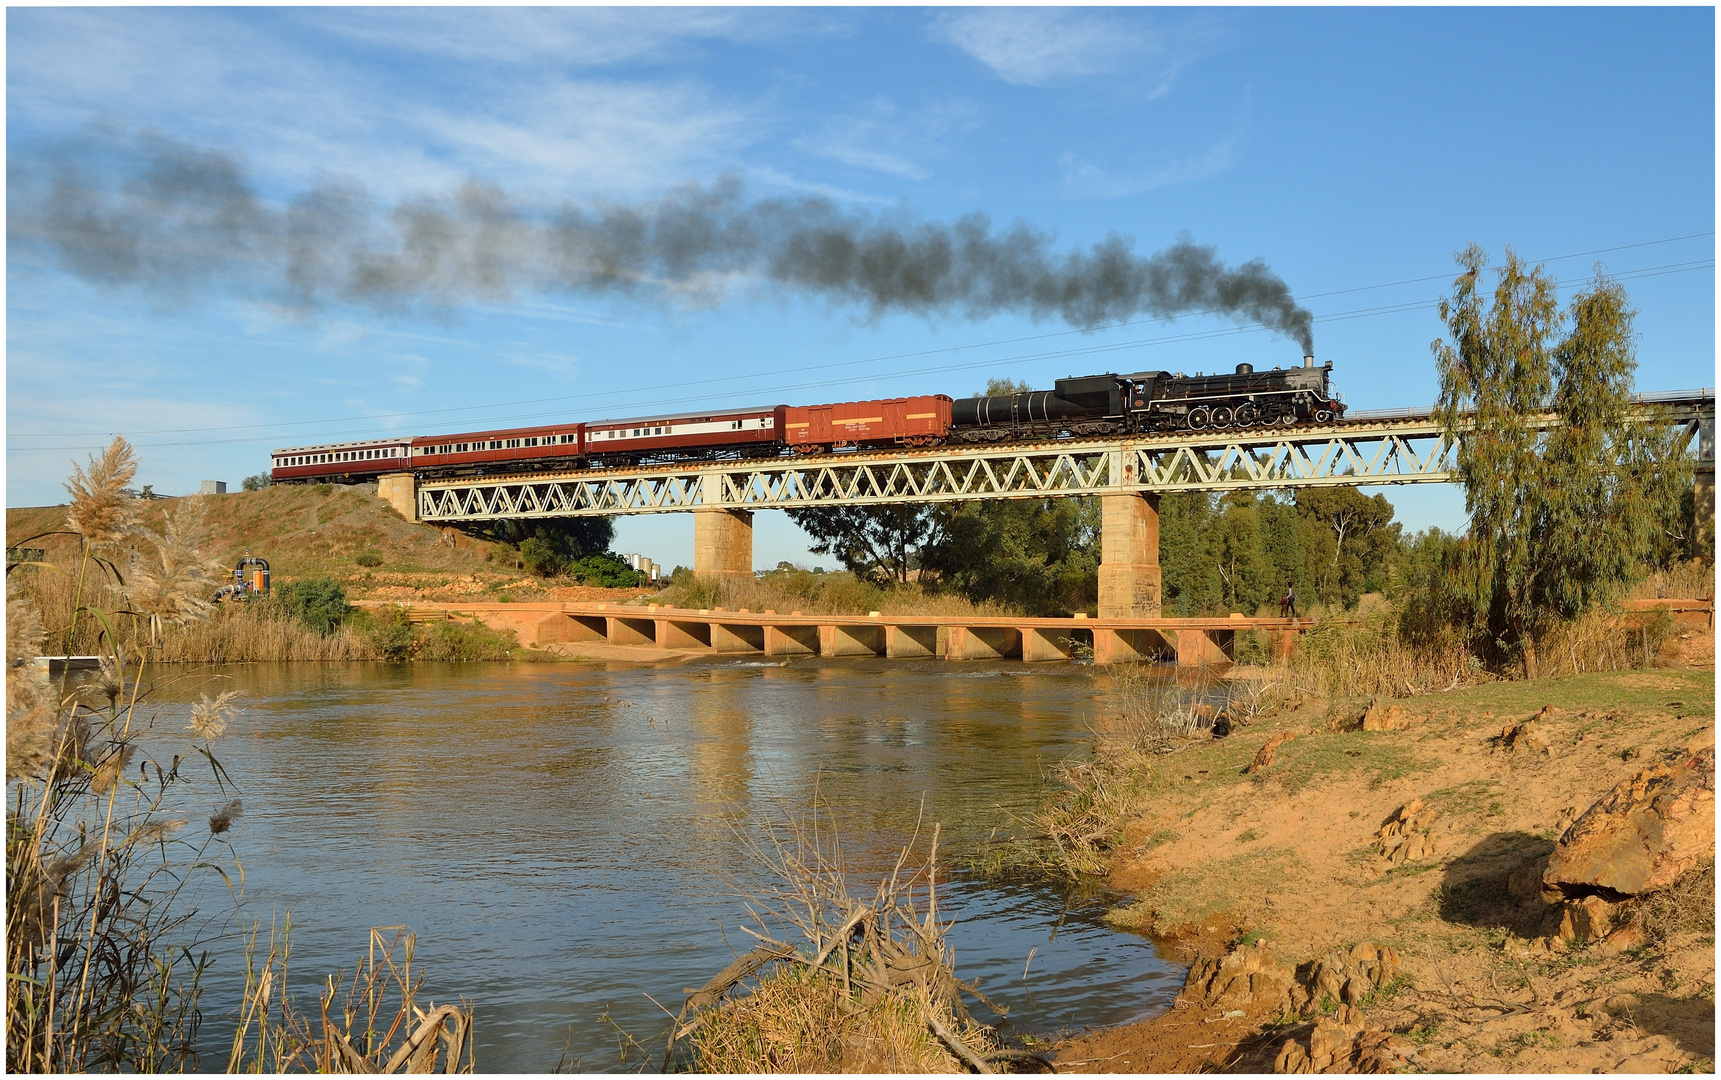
[7,482,656,604]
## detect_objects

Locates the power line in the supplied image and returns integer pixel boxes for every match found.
[8,246,1714,451]
[11,257,1712,455]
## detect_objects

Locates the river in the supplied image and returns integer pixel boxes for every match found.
[139,658,1184,1071]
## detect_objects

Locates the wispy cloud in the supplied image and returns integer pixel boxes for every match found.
[1058,128,1245,199]
[930,8,1222,94]
[795,97,979,179]
[301,7,768,67]
[8,9,774,200]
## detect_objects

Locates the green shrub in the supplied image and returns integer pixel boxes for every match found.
[274,577,350,635]
[355,552,383,567]
[520,537,566,577]
[570,553,642,588]
[242,473,270,491]
[413,618,515,660]
[358,605,414,661]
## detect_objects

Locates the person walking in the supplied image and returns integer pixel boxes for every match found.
[1280,581,1297,619]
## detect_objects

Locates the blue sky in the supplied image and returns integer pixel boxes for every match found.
[8,6,1715,570]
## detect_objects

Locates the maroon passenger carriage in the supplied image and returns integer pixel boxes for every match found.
[269,406,790,483]
[269,438,412,482]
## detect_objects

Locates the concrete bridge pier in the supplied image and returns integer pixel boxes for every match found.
[379,472,417,521]
[1097,491,1161,619]
[693,508,754,587]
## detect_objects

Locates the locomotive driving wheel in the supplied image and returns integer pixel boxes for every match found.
[1212,406,1234,429]
[1236,403,1262,427]
[1188,407,1211,430]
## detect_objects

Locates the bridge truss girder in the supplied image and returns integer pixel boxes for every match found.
[416,406,1711,522]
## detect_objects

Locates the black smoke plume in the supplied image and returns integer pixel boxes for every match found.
[8,129,1315,351]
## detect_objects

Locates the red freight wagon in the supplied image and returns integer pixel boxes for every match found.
[585,406,787,461]
[782,395,952,451]
[410,423,585,474]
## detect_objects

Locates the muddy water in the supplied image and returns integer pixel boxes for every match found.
[147,659,1182,1071]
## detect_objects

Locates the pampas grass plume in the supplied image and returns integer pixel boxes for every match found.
[64,436,140,548]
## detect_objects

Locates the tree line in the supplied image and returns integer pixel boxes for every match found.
[785,484,1405,619]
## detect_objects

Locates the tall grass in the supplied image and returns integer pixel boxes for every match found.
[1037,671,1254,877]
[656,566,1018,618]
[1284,594,1691,698]
[15,561,372,661]
[13,557,522,664]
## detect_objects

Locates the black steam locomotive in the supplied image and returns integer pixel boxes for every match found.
[950,355,1344,441]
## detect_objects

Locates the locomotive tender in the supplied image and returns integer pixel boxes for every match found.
[269,354,1344,484]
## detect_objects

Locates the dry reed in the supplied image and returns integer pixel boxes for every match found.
[672,803,1029,1073]
[10,438,482,1074]
[227,924,475,1074]
[6,586,242,1069]
[1285,606,1481,699]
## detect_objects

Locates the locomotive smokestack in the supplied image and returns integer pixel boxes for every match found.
[1303,353,1315,368]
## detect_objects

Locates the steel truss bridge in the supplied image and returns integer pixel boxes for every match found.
[416,393,1714,522]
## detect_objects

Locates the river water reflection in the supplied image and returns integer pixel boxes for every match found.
[152,658,1183,1071]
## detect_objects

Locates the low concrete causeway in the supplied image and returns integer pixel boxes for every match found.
[375,601,1316,666]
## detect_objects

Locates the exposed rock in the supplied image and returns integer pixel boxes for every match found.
[1273,1018,1418,1074]
[1290,942,1403,1012]
[1542,745,1715,902]
[1502,718,1551,753]
[1546,894,1616,943]
[1357,697,1413,732]
[1179,940,1297,1013]
[1374,800,1438,865]
[1247,732,1296,773]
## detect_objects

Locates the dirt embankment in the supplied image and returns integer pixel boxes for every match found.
[7,484,657,606]
[1052,664,1716,1074]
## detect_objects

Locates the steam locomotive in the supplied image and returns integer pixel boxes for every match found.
[951,354,1342,441]
[269,354,1344,483]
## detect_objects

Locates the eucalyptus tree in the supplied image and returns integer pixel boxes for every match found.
[1433,245,1691,676]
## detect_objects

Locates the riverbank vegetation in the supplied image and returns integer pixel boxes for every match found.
[5,438,480,1071]
[10,549,521,664]
[657,562,1017,618]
